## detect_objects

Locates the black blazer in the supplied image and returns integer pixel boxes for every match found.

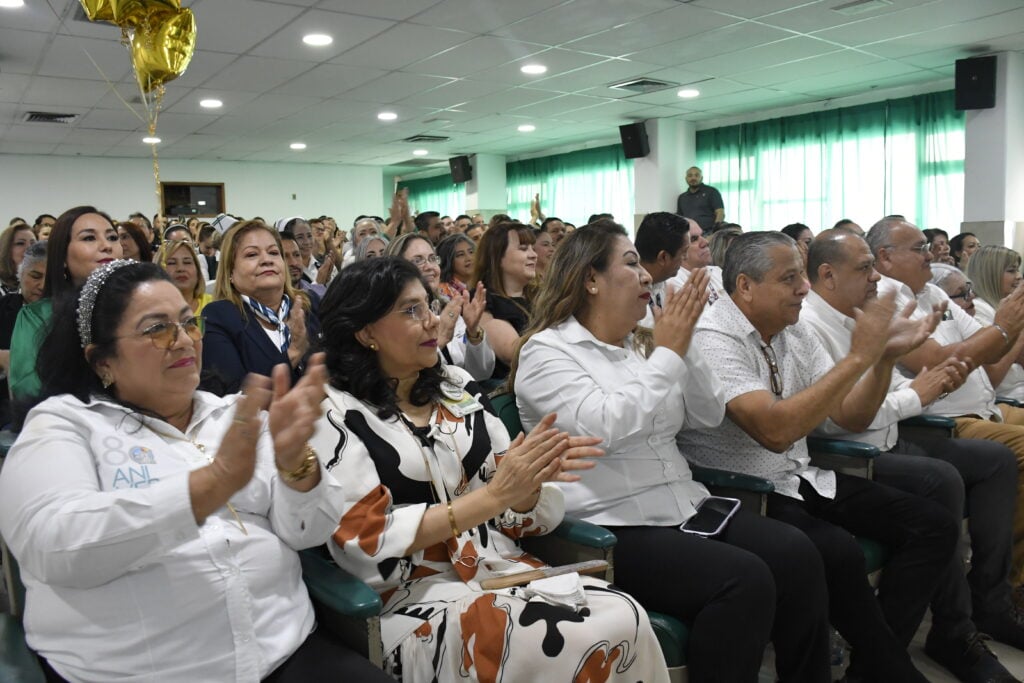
[200,299,320,396]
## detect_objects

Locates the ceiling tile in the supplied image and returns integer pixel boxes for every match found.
[455,87,563,115]
[626,21,794,67]
[0,141,59,155]
[564,4,740,57]
[403,37,548,78]
[689,0,819,20]
[533,57,671,93]
[790,60,932,94]
[248,10,394,61]
[397,79,511,109]
[814,0,1024,47]
[342,72,455,104]
[36,33,133,82]
[22,76,112,108]
[271,63,387,98]
[331,24,472,71]
[0,74,32,104]
[162,88,262,115]
[160,51,240,90]
[758,0,936,34]
[472,48,607,87]
[411,0,570,33]
[0,28,51,75]
[509,93,607,117]
[191,0,305,55]
[77,108,147,132]
[7,123,71,144]
[685,36,840,77]
[494,0,678,46]
[731,49,880,87]
[316,0,445,21]
[199,56,315,93]
[0,0,62,32]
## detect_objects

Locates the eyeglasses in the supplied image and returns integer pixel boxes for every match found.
[399,299,442,322]
[120,317,203,349]
[950,283,975,300]
[761,344,783,397]
[409,254,440,267]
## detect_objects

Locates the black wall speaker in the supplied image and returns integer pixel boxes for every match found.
[449,155,472,183]
[619,122,650,159]
[955,56,997,111]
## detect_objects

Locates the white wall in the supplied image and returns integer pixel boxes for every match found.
[0,155,386,224]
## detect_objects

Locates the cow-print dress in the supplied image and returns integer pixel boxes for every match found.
[310,366,668,683]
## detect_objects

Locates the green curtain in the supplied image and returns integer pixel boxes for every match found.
[696,90,965,233]
[398,174,466,219]
[505,145,634,227]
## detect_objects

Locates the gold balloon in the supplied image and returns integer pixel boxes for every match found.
[79,0,179,27]
[130,7,196,93]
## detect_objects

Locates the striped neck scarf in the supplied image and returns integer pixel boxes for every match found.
[242,294,292,353]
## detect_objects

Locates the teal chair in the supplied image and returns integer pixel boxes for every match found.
[488,390,689,682]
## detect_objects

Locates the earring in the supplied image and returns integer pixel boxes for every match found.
[369,342,378,351]
[590,287,598,294]
[101,373,113,389]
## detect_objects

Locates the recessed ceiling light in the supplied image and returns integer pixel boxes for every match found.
[0,0,25,8]
[677,88,700,98]
[520,64,547,75]
[142,136,161,144]
[290,142,307,150]
[377,111,398,121]
[199,98,223,109]
[302,33,333,46]
[517,124,536,132]
[412,149,429,156]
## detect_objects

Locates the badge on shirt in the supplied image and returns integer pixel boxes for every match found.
[441,391,484,418]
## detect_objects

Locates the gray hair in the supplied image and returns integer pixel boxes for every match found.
[864,217,916,256]
[722,231,795,295]
[930,262,965,293]
[350,218,383,243]
[17,239,46,284]
[354,235,388,262]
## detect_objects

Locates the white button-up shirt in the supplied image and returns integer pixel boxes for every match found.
[679,295,837,500]
[972,297,1024,401]
[876,274,999,420]
[801,290,922,450]
[515,316,725,526]
[0,392,346,683]
[666,265,726,306]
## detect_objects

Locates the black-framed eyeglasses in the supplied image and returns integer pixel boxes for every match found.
[761,344,783,397]
[120,317,203,349]
[950,283,975,300]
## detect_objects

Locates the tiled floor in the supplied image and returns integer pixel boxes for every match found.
[757,612,1024,681]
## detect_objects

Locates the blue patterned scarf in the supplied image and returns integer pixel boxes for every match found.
[242,294,292,353]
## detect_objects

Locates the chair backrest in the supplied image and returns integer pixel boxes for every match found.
[488,391,524,439]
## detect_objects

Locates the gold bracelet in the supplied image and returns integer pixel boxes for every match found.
[278,443,319,483]
[466,328,484,345]
[447,501,461,538]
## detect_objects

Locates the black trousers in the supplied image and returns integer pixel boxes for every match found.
[40,625,390,683]
[607,510,831,683]
[874,436,1018,639]
[767,473,959,682]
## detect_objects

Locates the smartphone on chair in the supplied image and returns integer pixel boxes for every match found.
[679,496,741,537]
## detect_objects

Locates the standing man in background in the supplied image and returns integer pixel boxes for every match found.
[677,166,724,230]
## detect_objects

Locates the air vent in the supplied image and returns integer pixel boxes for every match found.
[608,78,678,94]
[832,0,892,16]
[402,134,449,143]
[22,111,79,125]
